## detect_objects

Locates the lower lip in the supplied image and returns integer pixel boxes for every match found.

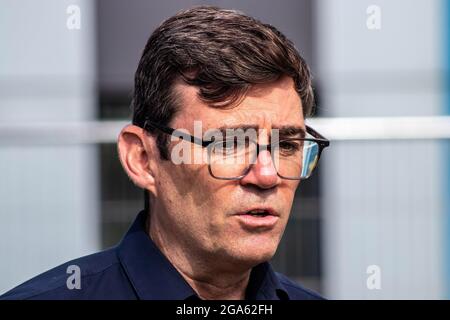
[234,214,279,229]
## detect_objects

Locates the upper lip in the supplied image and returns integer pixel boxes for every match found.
[235,207,279,216]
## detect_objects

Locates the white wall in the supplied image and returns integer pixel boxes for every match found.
[315,0,446,299]
[0,0,99,293]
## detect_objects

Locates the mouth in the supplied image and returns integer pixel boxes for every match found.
[234,207,279,229]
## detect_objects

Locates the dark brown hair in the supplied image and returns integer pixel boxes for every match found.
[132,5,315,160]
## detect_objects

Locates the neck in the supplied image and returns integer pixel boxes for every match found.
[148,210,251,300]
[181,269,250,300]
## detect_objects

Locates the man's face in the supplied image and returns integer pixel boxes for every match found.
[152,76,304,270]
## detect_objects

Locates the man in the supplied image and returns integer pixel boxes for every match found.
[1,6,329,300]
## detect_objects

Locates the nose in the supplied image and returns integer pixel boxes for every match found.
[239,149,281,189]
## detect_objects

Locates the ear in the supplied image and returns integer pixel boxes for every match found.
[117,124,158,197]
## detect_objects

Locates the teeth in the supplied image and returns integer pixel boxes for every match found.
[248,209,268,215]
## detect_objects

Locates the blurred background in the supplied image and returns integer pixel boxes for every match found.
[1,0,449,299]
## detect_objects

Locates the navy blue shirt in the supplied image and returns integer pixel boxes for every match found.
[0,210,324,300]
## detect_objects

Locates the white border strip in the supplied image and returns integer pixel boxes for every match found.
[0,117,449,144]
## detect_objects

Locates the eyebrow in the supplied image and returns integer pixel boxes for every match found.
[212,124,306,139]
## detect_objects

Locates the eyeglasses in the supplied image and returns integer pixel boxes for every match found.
[143,119,330,180]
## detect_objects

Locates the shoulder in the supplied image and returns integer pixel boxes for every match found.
[275,272,326,300]
[0,247,135,300]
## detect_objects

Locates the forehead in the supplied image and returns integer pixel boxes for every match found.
[171,76,304,130]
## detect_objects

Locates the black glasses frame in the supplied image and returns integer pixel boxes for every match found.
[143,119,330,180]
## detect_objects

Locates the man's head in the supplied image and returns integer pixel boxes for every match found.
[118,6,315,272]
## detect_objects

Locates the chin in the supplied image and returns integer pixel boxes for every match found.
[228,234,280,266]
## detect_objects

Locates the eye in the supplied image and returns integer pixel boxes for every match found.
[213,139,236,154]
[280,141,300,150]
[214,138,249,155]
[222,142,235,151]
[279,141,302,155]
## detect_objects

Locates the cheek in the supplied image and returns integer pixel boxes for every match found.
[158,160,223,218]
[278,179,299,201]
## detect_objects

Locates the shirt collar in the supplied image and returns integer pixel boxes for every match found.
[117,210,290,300]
